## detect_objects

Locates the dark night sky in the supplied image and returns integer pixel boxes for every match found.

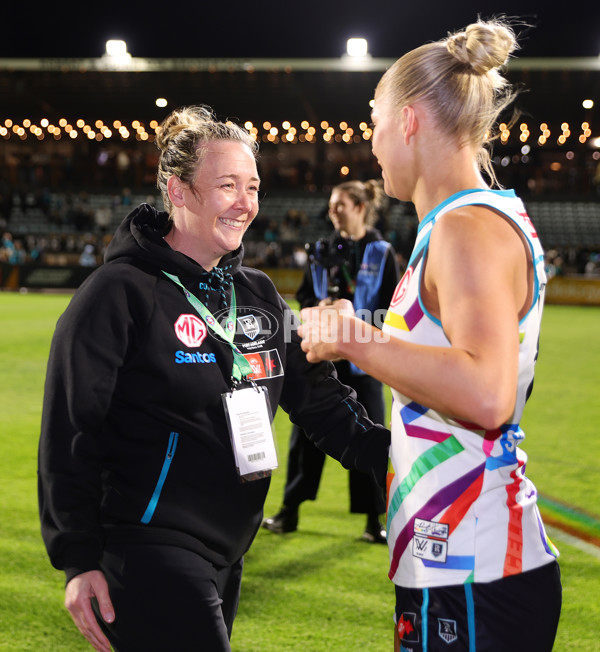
[4,1,600,60]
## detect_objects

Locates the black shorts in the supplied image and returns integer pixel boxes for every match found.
[395,561,561,652]
[93,543,243,652]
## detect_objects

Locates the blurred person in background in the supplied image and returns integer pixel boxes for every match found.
[78,243,97,267]
[8,237,27,264]
[263,179,399,542]
[298,18,561,652]
[0,230,15,261]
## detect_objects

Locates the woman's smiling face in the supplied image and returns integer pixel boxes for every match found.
[170,140,260,268]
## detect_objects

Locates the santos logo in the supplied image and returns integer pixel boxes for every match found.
[175,351,217,364]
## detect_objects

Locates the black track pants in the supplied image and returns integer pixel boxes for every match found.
[93,543,243,652]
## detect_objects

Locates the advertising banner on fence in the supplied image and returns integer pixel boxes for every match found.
[545,276,600,306]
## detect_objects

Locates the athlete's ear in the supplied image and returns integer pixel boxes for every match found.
[167,176,186,208]
[400,105,418,145]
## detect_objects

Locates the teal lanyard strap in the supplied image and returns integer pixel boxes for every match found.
[162,271,253,382]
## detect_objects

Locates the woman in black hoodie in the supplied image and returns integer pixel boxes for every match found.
[38,105,390,652]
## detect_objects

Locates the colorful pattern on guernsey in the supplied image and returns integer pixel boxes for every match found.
[382,189,559,588]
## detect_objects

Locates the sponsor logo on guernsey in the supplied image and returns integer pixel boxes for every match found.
[438,618,458,644]
[397,612,419,643]
[174,314,207,347]
[412,518,449,563]
[518,210,539,239]
[414,519,449,538]
[390,267,413,307]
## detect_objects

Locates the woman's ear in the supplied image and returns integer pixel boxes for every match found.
[400,105,418,144]
[167,176,186,208]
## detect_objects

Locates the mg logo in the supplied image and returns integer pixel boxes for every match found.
[390,267,413,307]
[174,314,207,348]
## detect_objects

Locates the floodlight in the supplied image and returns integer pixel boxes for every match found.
[106,40,128,57]
[346,38,368,57]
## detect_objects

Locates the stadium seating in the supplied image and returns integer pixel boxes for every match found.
[4,192,600,251]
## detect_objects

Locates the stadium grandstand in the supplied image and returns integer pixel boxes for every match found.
[1,51,599,290]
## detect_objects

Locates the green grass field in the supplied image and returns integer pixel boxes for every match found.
[0,292,598,651]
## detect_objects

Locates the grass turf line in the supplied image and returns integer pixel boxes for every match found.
[0,294,599,650]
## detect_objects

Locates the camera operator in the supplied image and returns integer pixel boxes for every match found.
[263,179,400,542]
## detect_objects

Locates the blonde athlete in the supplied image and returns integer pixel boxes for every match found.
[299,19,561,652]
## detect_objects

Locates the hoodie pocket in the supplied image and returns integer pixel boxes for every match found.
[141,432,179,524]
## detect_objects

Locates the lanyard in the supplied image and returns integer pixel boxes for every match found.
[162,271,254,382]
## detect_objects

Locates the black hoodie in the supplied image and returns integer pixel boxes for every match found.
[38,204,390,582]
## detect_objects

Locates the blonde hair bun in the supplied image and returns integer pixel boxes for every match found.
[446,19,517,75]
[155,106,215,153]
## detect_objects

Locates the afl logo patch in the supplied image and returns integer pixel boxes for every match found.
[174,314,207,348]
[390,267,413,307]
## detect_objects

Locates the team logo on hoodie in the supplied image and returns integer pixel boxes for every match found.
[174,314,207,347]
[212,306,280,352]
[238,314,260,340]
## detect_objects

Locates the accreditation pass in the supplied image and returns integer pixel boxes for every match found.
[223,386,278,477]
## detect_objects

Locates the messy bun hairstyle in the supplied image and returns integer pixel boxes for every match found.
[333,179,387,227]
[155,105,258,214]
[375,18,519,185]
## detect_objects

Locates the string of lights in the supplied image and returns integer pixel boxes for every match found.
[1,117,598,149]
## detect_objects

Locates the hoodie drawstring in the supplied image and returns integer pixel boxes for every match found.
[200,265,234,309]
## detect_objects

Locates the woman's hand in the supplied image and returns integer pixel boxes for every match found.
[65,570,115,652]
[298,298,356,363]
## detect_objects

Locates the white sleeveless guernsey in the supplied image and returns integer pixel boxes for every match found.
[382,189,559,588]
